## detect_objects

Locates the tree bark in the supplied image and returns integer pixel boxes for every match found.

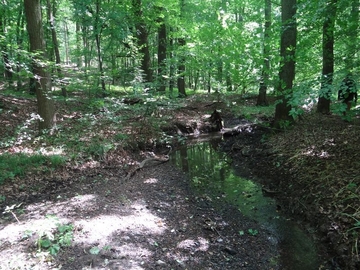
[15,3,25,91]
[24,0,55,131]
[317,0,337,114]
[157,8,167,92]
[47,0,67,97]
[257,0,271,106]
[132,0,152,84]
[177,37,186,97]
[274,0,297,128]
[344,0,359,71]
[0,13,13,83]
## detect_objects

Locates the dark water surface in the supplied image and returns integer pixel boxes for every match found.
[171,139,319,270]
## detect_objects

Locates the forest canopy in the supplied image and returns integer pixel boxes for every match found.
[0,0,359,127]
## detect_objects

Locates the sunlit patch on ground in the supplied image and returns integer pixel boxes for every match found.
[0,194,167,269]
[143,177,158,184]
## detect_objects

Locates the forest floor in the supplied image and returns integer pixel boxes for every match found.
[0,92,359,270]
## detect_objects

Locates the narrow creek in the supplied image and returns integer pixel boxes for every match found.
[170,138,319,270]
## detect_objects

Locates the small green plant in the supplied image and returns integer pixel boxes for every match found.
[36,215,74,256]
[85,140,114,160]
[248,228,259,236]
[89,246,101,255]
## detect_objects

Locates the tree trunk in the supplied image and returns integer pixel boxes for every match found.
[94,0,106,95]
[274,0,297,128]
[132,0,152,84]
[257,0,271,106]
[317,0,337,114]
[176,0,186,97]
[15,3,25,91]
[157,8,167,92]
[169,31,175,95]
[24,0,55,131]
[47,0,67,97]
[344,0,359,71]
[76,22,82,68]
[177,37,186,97]
[0,14,13,83]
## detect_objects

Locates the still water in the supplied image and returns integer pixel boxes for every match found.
[171,139,319,270]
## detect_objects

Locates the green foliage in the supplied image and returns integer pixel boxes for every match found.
[0,153,66,185]
[85,140,114,161]
[247,228,259,236]
[35,215,74,256]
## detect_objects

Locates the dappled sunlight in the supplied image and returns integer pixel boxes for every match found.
[177,237,209,252]
[74,206,167,246]
[0,194,168,269]
[302,146,331,159]
[143,177,158,184]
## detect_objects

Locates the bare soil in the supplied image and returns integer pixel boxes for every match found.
[0,94,359,269]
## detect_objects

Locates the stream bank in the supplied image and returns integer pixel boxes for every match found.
[171,138,319,270]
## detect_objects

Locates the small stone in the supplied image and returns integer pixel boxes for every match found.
[156,260,166,266]
[223,246,237,255]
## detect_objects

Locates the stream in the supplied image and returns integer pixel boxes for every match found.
[171,138,319,270]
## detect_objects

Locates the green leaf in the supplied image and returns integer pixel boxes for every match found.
[40,238,52,248]
[89,246,101,255]
[248,228,259,236]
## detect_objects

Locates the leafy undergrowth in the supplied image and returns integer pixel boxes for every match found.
[262,112,360,269]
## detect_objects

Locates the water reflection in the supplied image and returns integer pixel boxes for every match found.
[171,140,319,270]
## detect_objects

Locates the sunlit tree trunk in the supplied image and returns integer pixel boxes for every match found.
[257,0,271,106]
[317,0,337,114]
[24,0,55,131]
[274,0,297,128]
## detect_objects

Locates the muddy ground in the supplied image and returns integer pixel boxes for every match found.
[0,94,359,269]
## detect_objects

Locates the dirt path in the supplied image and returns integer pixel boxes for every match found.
[1,153,281,270]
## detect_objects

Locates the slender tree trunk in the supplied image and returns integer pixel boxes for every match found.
[16,3,25,91]
[93,0,106,95]
[47,0,67,97]
[76,22,82,68]
[24,0,55,131]
[257,0,271,106]
[0,14,13,83]
[63,21,69,65]
[274,0,297,128]
[177,37,186,97]
[317,0,337,114]
[82,26,89,72]
[157,9,167,92]
[169,31,175,95]
[177,0,186,97]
